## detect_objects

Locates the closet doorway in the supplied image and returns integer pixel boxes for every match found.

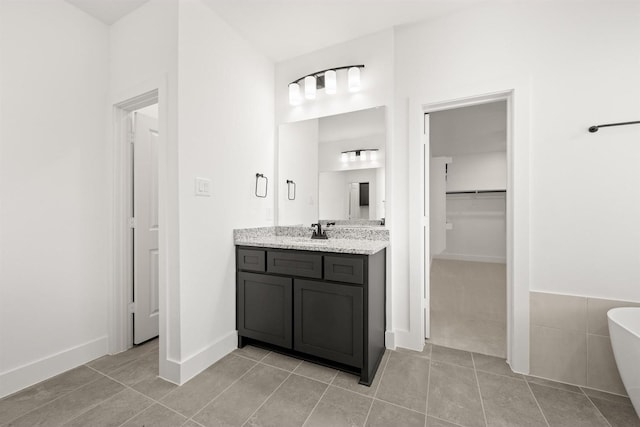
[427,100,508,357]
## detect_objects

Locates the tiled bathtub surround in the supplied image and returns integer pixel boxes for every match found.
[530,291,640,396]
[233,226,389,255]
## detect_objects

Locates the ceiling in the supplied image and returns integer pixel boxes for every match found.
[65,0,150,25]
[65,0,484,62]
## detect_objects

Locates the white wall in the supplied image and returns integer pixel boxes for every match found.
[278,119,318,225]
[176,0,274,382]
[440,194,507,263]
[395,1,640,356]
[0,0,109,397]
[446,152,506,192]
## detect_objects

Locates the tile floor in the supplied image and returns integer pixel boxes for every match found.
[1,339,638,427]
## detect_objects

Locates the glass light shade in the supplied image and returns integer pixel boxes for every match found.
[370,150,378,161]
[325,70,337,94]
[341,152,348,162]
[288,83,301,105]
[360,151,367,161]
[350,152,356,161]
[304,75,316,99]
[348,67,361,92]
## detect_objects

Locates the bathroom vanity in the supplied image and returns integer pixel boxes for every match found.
[234,226,388,385]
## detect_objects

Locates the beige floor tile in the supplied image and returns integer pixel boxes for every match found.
[86,339,158,375]
[7,377,123,427]
[525,375,583,394]
[427,361,484,427]
[131,375,178,400]
[589,396,640,427]
[476,371,546,427]
[192,364,288,426]
[430,345,474,368]
[233,345,270,361]
[431,311,506,357]
[110,350,159,387]
[472,352,522,379]
[161,354,255,417]
[529,383,609,427]
[331,351,389,397]
[260,352,302,372]
[63,388,152,427]
[425,416,461,427]
[121,403,187,427]
[0,366,102,425]
[375,351,429,413]
[247,374,326,427]
[305,386,372,427]
[581,387,632,405]
[293,361,338,384]
[365,400,425,427]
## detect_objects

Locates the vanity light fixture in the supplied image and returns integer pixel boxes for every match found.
[341,149,379,162]
[288,65,364,105]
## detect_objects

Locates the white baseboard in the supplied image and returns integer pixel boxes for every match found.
[162,331,237,386]
[433,253,506,263]
[392,329,424,352]
[0,336,108,399]
[384,330,396,350]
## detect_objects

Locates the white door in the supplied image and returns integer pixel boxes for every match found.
[133,112,159,344]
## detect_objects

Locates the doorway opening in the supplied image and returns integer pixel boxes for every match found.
[111,89,160,354]
[427,100,508,357]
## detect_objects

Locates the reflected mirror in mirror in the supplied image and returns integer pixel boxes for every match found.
[278,106,386,226]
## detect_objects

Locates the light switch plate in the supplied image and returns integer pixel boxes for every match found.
[195,177,212,197]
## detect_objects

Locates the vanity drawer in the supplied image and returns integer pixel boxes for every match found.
[267,251,322,279]
[324,255,364,285]
[237,248,266,272]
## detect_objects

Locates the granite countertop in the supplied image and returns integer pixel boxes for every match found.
[233,226,389,255]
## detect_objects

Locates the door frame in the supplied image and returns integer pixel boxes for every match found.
[110,89,159,352]
[408,84,531,374]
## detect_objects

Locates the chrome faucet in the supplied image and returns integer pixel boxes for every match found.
[311,222,328,240]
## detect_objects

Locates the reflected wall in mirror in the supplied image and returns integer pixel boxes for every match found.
[278,107,386,226]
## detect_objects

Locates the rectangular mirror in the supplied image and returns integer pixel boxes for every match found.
[278,107,386,226]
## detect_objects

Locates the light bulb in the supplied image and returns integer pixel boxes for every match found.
[360,151,367,161]
[325,70,337,95]
[341,153,348,162]
[370,151,378,161]
[350,152,356,161]
[288,83,301,105]
[348,67,361,92]
[304,75,316,99]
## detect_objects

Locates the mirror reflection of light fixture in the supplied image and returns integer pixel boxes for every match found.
[348,66,361,92]
[341,149,379,162]
[288,65,364,105]
[325,70,337,94]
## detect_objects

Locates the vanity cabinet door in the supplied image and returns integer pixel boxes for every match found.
[293,279,363,367]
[237,272,292,349]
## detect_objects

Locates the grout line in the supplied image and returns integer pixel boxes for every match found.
[582,393,613,427]
[427,414,468,427]
[424,350,432,427]
[362,396,376,426]
[240,371,294,427]
[372,350,391,397]
[301,381,331,427]
[189,361,260,422]
[185,418,206,427]
[524,378,551,427]
[470,353,489,427]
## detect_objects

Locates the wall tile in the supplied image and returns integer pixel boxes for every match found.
[530,292,587,332]
[530,325,587,386]
[587,334,627,396]
[587,298,640,336]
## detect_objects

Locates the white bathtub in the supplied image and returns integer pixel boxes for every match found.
[608,307,640,414]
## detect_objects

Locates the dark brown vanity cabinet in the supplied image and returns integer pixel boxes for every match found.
[236,246,386,385]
